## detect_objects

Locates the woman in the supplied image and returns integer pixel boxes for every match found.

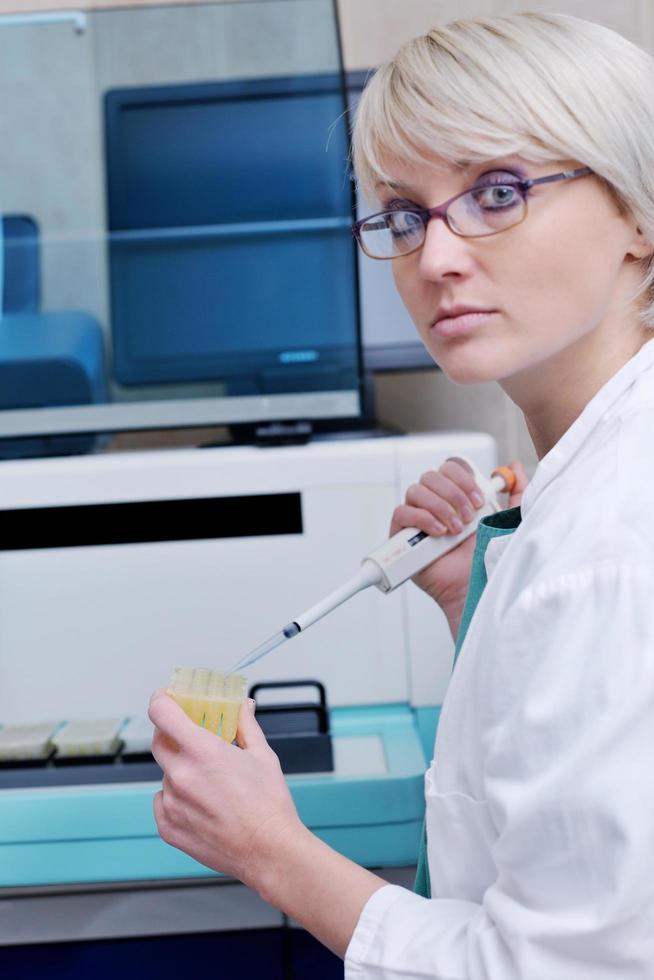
[149,12,654,977]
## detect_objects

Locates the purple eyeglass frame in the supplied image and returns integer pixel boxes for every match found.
[352,166,595,258]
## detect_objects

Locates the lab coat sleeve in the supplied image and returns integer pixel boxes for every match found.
[344,561,654,980]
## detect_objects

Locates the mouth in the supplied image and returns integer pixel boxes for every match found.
[430,309,498,339]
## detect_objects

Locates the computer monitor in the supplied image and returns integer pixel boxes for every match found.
[104,72,363,409]
[0,67,433,453]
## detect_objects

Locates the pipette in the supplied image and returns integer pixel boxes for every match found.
[227,457,516,674]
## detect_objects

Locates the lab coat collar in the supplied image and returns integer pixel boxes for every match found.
[521,337,654,517]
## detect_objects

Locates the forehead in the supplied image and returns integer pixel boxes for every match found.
[374,154,469,192]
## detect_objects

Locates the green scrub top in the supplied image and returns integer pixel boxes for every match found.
[414,506,522,899]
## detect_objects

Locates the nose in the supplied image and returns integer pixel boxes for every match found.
[417,214,475,282]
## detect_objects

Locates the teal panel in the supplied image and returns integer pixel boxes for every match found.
[1,837,197,887]
[414,705,442,762]
[0,786,156,843]
[314,820,423,868]
[0,821,423,888]
[0,704,427,887]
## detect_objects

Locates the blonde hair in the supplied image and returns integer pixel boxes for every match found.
[352,12,654,326]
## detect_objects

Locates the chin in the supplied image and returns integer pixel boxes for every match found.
[428,342,506,385]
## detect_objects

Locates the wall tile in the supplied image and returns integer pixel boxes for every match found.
[486,0,652,50]
[336,0,492,71]
[336,0,654,70]
[376,369,504,461]
[375,369,539,476]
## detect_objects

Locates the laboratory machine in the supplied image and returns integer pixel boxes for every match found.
[0,431,498,949]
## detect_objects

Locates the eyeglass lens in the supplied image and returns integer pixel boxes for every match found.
[359,184,526,258]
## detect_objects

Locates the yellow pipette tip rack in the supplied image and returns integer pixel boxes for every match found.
[167,667,247,743]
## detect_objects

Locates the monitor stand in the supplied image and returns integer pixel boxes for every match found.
[201,371,397,448]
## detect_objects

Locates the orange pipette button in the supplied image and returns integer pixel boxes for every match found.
[491,465,517,494]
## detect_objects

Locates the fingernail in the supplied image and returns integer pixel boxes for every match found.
[432,520,447,534]
[471,491,485,508]
[451,517,464,533]
[461,506,473,523]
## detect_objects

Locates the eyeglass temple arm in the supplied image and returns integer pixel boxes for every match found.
[523,166,594,190]
[418,167,594,217]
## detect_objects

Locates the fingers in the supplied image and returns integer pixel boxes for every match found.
[390,460,485,537]
[151,728,181,772]
[418,470,479,527]
[149,690,231,768]
[440,459,486,509]
[406,482,466,533]
[153,788,165,828]
[148,689,197,744]
[235,699,269,752]
[150,690,265,770]
[390,457,530,539]
[390,502,447,538]
[153,785,180,850]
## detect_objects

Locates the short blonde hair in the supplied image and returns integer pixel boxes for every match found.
[352,12,654,326]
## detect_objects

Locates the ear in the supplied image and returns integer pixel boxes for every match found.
[627,226,654,261]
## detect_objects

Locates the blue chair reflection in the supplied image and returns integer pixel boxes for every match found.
[0,215,107,458]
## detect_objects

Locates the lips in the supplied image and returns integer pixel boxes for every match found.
[430,308,498,339]
[433,305,496,325]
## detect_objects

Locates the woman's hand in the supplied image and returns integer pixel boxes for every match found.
[390,458,528,615]
[149,692,387,957]
[149,692,301,888]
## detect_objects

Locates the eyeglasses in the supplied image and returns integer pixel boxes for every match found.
[352,166,594,260]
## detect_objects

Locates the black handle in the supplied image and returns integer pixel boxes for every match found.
[249,679,327,710]
[248,680,329,735]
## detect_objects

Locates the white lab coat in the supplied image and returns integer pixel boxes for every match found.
[345,338,654,979]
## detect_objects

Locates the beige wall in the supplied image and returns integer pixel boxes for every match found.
[337,0,654,475]
[336,0,654,69]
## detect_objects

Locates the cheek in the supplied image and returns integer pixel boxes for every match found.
[521,202,628,299]
[499,207,631,332]
[391,259,425,325]
[391,259,409,303]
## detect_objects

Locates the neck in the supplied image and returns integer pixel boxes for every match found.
[501,311,651,460]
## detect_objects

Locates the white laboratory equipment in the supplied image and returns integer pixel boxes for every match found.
[0,431,498,946]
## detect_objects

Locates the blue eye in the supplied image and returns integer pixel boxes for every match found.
[387,210,424,240]
[472,184,522,210]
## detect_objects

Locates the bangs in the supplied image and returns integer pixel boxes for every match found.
[351,16,611,202]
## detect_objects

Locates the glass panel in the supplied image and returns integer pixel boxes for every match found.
[0,0,361,455]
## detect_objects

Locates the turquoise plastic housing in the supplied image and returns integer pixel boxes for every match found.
[0,704,441,888]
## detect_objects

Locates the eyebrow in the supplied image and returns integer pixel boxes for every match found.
[374,159,527,195]
[374,179,413,192]
[374,160,473,192]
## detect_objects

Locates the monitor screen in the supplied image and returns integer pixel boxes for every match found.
[105,73,362,397]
